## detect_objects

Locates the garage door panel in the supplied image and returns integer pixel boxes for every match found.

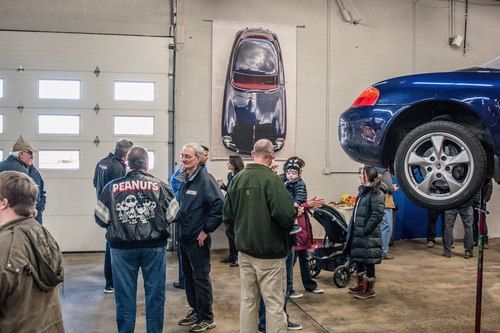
[44,216,106,252]
[0,31,171,251]
[0,32,170,73]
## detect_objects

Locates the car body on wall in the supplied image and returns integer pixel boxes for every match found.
[222,28,286,155]
[339,57,500,210]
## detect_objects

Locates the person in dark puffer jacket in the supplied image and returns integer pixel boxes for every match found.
[346,166,385,300]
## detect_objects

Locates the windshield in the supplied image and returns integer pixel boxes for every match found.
[234,39,278,75]
[481,56,500,70]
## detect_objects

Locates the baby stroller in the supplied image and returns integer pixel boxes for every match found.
[307,205,355,288]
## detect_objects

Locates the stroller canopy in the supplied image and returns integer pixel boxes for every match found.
[311,205,348,244]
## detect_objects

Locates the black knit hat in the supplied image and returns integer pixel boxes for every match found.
[285,161,301,173]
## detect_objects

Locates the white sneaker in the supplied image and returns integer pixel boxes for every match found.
[289,291,303,299]
[311,288,324,294]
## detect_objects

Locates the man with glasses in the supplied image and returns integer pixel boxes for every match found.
[170,144,209,290]
[0,140,47,225]
[176,143,223,332]
[0,139,37,175]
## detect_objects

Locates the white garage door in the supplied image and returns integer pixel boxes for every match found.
[0,31,172,251]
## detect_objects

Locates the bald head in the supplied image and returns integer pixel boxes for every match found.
[252,139,274,166]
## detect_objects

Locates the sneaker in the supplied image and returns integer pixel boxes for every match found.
[382,255,394,260]
[310,288,324,294]
[104,285,114,293]
[220,256,232,263]
[464,252,473,259]
[427,241,434,248]
[287,320,303,330]
[229,261,239,267]
[190,319,216,332]
[484,243,489,249]
[452,244,455,249]
[173,281,185,289]
[443,252,452,258]
[290,225,302,235]
[179,310,199,326]
[289,290,303,299]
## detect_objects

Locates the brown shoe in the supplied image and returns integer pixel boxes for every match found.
[354,277,376,299]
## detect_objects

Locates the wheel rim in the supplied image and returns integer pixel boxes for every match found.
[403,131,474,201]
[308,257,320,278]
[334,266,350,286]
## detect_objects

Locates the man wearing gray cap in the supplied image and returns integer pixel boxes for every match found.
[0,139,38,174]
[0,139,46,225]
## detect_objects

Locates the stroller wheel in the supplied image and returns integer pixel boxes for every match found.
[333,265,351,288]
[308,256,321,278]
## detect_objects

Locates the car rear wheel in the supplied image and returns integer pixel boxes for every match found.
[394,121,486,210]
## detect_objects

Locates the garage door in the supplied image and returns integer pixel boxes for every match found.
[0,31,172,251]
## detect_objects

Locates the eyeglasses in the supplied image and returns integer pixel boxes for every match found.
[23,150,34,159]
[286,170,299,175]
[180,153,195,160]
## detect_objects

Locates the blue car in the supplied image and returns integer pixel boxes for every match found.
[222,28,286,155]
[339,57,500,209]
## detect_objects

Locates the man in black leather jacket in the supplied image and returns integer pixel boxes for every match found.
[95,146,179,333]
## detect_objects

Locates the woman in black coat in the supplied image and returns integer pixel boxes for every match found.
[347,166,385,299]
[219,155,244,266]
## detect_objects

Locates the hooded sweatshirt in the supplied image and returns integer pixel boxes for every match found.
[0,217,64,333]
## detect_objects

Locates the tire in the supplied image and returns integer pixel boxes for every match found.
[394,121,486,210]
[308,256,321,278]
[333,265,351,288]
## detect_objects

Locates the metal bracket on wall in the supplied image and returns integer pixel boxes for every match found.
[94,136,100,147]
[94,66,100,77]
[17,105,24,113]
[94,104,100,114]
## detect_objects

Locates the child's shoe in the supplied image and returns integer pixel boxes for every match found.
[290,225,302,235]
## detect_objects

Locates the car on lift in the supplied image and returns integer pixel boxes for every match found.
[222,28,286,155]
[339,56,500,210]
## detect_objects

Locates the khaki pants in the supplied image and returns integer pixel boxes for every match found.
[239,252,287,333]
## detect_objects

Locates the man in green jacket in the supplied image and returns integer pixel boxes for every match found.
[223,139,296,333]
[0,171,64,333]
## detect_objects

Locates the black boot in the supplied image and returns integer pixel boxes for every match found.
[355,276,376,299]
[348,272,366,295]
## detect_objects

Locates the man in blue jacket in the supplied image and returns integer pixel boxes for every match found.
[176,143,223,333]
[170,145,209,290]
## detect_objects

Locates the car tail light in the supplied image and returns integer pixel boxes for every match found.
[351,87,380,107]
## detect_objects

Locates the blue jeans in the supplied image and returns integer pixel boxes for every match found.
[293,249,317,291]
[111,246,167,333]
[258,248,294,332]
[180,238,214,321]
[444,206,474,255]
[381,209,393,256]
[105,240,113,288]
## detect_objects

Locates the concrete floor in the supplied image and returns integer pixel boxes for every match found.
[61,238,500,333]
